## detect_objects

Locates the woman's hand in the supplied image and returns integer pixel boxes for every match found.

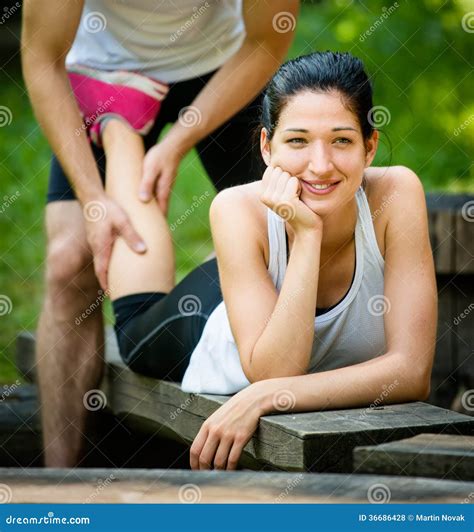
[139,137,184,216]
[260,166,323,234]
[189,384,265,471]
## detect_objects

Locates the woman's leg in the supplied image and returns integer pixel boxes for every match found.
[102,118,175,300]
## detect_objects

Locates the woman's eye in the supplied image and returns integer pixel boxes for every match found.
[334,137,352,144]
[287,138,306,144]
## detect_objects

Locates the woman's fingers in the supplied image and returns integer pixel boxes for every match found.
[197,431,221,470]
[189,425,208,470]
[272,170,292,205]
[226,434,250,471]
[212,437,234,470]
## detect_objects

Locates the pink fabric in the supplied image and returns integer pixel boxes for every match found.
[67,66,169,146]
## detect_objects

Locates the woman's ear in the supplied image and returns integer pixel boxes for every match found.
[260,127,271,166]
[364,129,379,167]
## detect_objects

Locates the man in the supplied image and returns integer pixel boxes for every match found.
[22,0,299,466]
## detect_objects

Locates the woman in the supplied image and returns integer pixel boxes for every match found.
[106,51,438,471]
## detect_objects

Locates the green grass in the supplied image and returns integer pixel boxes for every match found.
[0,0,472,383]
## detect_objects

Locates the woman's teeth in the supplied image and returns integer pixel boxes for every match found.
[310,183,336,189]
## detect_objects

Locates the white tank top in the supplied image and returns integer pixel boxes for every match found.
[66,0,245,83]
[181,186,387,394]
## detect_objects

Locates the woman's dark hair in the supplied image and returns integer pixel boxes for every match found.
[260,51,374,141]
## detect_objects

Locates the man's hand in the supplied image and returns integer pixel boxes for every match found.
[139,137,184,216]
[83,195,147,291]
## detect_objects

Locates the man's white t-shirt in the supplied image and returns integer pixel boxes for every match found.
[66,0,245,83]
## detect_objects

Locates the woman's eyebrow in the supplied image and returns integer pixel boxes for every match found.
[283,128,309,133]
[283,126,358,133]
[332,126,357,132]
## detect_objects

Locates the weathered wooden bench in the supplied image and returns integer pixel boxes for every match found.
[14,330,474,473]
[354,433,474,481]
[1,467,473,503]
[426,193,474,408]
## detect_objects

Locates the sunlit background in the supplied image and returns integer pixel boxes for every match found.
[0,0,473,381]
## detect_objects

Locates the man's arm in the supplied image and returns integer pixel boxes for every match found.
[22,0,102,204]
[140,0,300,209]
[22,0,146,290]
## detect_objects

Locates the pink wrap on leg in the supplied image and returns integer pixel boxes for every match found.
[67,65,169,146]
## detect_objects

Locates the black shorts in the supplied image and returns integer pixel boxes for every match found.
[47,69,265,202]
[112,258,222,382]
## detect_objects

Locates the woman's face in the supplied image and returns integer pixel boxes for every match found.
[260,90,378,216]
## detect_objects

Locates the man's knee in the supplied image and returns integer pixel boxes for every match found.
[45,235,100,319]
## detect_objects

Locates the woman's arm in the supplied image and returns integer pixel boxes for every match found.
[255,166,438,411]
[210,174,323,383]
[191,167,438,470]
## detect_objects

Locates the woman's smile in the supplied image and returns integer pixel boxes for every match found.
[301,179,341,196]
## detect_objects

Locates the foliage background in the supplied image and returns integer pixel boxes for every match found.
[0,0,472,381]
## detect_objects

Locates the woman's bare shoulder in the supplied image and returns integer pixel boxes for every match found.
[209,181,271,265]
[364,166,424,259]
[211,181,266,221]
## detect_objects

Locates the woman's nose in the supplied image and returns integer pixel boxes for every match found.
[307,143,334,176]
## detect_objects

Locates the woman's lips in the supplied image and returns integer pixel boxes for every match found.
[301,180,341,196]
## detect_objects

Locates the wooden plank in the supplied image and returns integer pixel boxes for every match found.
[105,356,474,473]
[433,210,456,274]
[15,330,36,383]
[1,467,473,504]
[15,331,474,473]
[425,193,474,275]
[456,208,474,274]
[0,383,42,467]
[353,433,474,481]
[453,275,474,388]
